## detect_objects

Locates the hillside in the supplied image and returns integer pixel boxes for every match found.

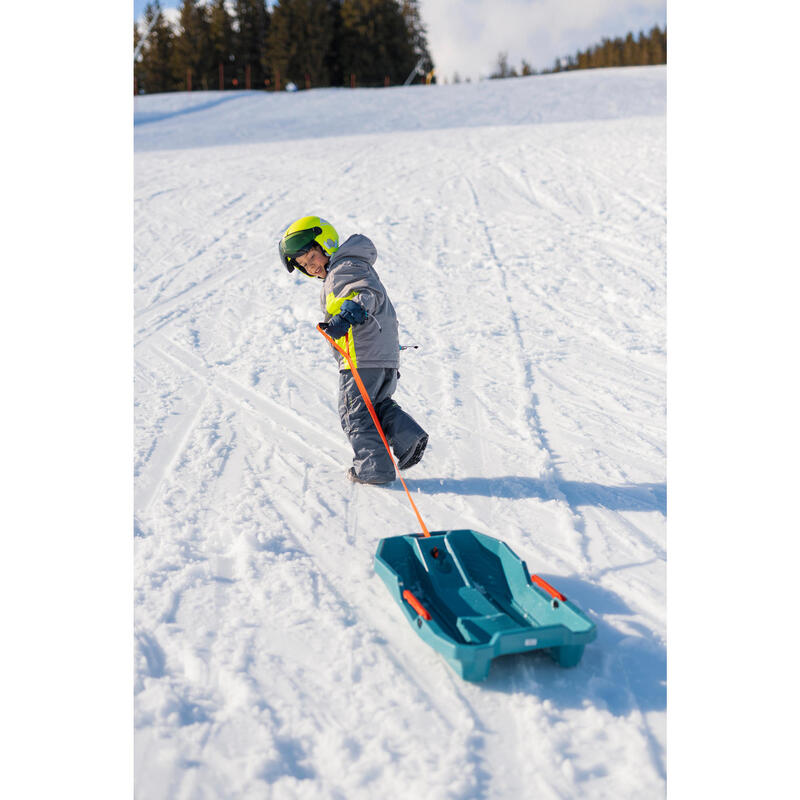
[134,66,666,799]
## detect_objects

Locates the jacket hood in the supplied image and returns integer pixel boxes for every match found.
[329,234,377,269]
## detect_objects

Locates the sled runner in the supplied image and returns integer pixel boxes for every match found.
[317,324,597,681]
[374,528,596,681]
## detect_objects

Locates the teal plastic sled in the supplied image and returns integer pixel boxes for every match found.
[374,529,597,682]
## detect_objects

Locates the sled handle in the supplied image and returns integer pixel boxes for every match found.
[317,323,431,537]
[530,574,567,602]
[402,589,432,620]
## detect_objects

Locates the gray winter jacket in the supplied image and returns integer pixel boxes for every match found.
[321,234,400,370]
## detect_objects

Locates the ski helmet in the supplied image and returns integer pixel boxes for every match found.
[279,216,339,276]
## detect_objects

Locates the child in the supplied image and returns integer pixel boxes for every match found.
[279,215,428,485]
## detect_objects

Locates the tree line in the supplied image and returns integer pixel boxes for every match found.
[134,0,433,94]
[487,25,666,81]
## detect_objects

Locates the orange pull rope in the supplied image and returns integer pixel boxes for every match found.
[317,323,431,537]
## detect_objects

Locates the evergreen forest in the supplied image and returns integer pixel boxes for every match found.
[134,0,434,94]
[488,25,667,80]
[134,2,666,95]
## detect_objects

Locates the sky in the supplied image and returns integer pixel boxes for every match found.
[133,0,666,82]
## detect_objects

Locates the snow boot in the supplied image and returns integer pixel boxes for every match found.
[347,467,395,486]
[397,434,428,471]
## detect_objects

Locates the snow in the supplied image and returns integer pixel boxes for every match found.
[134,66,666,798]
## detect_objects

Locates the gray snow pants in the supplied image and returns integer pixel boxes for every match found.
[338,368,427,483]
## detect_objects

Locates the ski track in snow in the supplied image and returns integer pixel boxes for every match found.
[135,67,666,799]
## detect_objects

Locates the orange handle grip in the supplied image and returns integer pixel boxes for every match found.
[530,574,566,602]
[403,589,432,620]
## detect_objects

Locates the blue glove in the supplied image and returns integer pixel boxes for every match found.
[321,299,368,339]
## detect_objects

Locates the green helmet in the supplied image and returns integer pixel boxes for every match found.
[279,215,339,276]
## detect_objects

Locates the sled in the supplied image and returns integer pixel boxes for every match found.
[374,529,597,682]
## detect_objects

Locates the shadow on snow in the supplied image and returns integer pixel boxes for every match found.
[134,94,246,127]
[393,476,666,515]
[483,574,666,718]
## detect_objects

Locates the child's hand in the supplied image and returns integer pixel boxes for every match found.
[320,316,350,339]
[321,300,368,339]
[339,300,368,324]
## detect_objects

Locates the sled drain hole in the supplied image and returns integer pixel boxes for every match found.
[430,547,440,559]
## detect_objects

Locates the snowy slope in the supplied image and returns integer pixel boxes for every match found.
[134,66,666,799]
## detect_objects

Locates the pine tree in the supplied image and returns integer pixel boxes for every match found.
[636,30,649,65]
[134,23,143,93]
[141,1,177,94]
[648,25,666,65]
[611,35,624,67]
[601,38,617,67]
[338,0,370,84]
[233,0,270,88]
[285,0,336,88]
[325,1,344,86]
[267,0,294,89]
[589,40,606,68]
[173,0,213,90]
[209,0,235,88]
[490,51,512,79]
[622,31,636,66]
[399,0,433,80]
[339,0,415,86]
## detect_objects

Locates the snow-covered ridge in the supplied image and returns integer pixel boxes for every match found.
[134,65,665,151]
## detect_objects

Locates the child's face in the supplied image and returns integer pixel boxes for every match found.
[296,246,328,279]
